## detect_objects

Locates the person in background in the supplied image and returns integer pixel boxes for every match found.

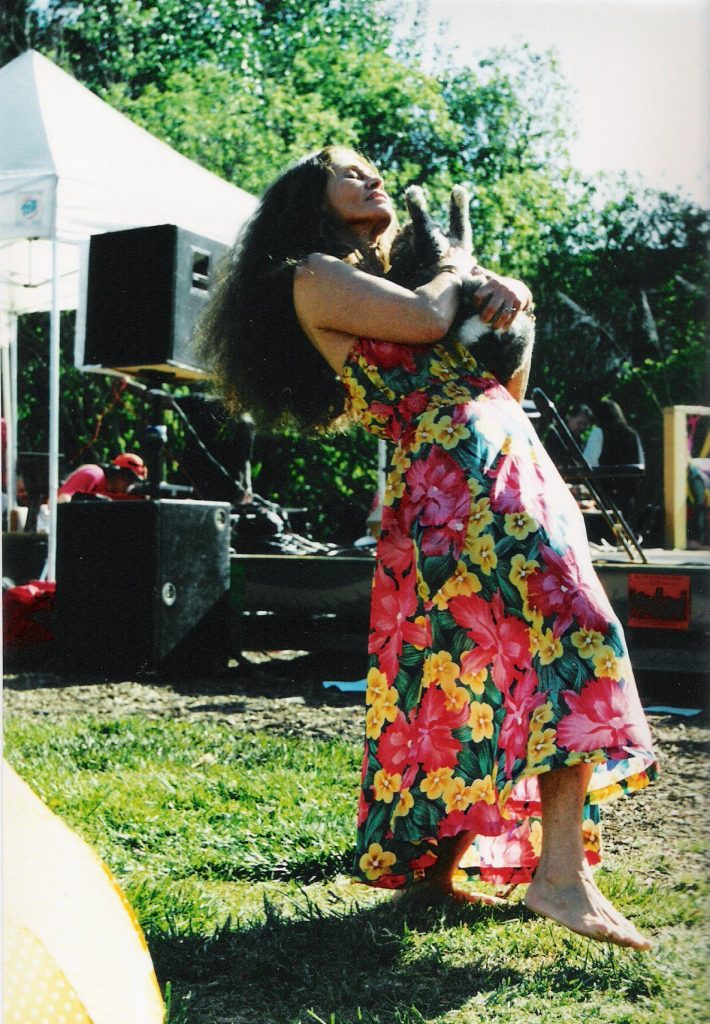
[543,403,593,467]
[583,399,643,470]
[57,453,147,502]
[583,400,644,522]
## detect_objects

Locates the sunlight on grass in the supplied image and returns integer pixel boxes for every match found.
[4,715,707,1024]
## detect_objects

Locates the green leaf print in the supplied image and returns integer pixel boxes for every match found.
[362,799,391,849]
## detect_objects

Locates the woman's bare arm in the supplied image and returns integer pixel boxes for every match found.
[294,252,467,345]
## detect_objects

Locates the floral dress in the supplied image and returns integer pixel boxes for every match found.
[341,338,658,889]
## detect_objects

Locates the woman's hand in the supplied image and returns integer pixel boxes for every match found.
[471,272,533,332]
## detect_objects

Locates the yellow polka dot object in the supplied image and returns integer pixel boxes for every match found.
[4,923,91,1023]
[2,762,164,1024]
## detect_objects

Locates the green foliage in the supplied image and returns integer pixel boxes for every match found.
[5,0,708,529]
[253,427,379,542]
[16,312,146,471]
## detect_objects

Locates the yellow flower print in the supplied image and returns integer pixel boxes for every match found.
[393,789,414,818]
[414,411,438,447]
[359,842,397,881]
[565,749,606,766]
[423,650,460,688]
[522,598,544,631]
[432,415,471,450]
[520,764,551,780]
[469,774,496,805]
[460,667,487,695]
[442,776,475,814]
[391,447,411,474]
[415,569,430,602]
[510,554,540,594]
[537,628,564,666]
[571,628,606,659]
[429,359,454,381]
[443,382,474,403]
[411,612,430,647]
[625,772,650,793]
[498,779,515,817]
[593,646,621,680]
[528,727,557,765]
[440,677,470,714]
[383,470,405,506]
[420,766,455,800]
[469,701,495,742]
[432,562,482,609]
[449,561,483,596]
[466,497,494,537]
[374,687,399,725]
[530,701,554,729]
[467,533,498,574]
[372,768,402,804]
[343,376,368,415]
[528,626,544,657]
[529,820,543,858]
[365,667,389,705]
[504,511,537,541]
[365,704,386,741]
[589,782,624,804]
[468,478,483,499]
[582,819,601,854]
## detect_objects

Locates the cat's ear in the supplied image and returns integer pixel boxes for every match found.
[403,185,447,265]
[449,185,472,252]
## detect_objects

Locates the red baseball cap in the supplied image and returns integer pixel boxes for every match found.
[112,453,147,479]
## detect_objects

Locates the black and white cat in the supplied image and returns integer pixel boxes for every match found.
[388,184,535,385]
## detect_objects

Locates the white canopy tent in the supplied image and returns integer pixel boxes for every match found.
[0,49,257,578]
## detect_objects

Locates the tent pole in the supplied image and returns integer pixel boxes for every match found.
[1,315,17,518]
[9,312,19,511]
[47,236,60,580]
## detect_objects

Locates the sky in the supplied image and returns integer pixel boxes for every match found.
[401,0,710,205]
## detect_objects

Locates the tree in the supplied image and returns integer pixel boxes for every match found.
[5,0,707,538]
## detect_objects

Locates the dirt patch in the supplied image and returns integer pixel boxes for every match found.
[4,654,708,878]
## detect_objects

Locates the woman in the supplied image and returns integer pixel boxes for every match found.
[201,145,658,950]
[584,399,645,522]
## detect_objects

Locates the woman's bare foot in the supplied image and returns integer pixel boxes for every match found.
[524,863,652,950]
[400,880,508,909]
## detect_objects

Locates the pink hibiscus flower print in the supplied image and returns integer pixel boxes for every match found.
[412,683,470,772]
[498,668,546,775]
[379,507,416,579]
[358,338,417,373]
[402,448,470,557]
[526,543,610,635]
[450,592,531,693]
[557,676,647,753]
[489,452,546,523]
[438,799,505,839]
[368,563,418,682]
[368,401,400,442]
[378,710,418,774]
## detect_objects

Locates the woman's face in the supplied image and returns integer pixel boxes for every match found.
[322,152,393,242]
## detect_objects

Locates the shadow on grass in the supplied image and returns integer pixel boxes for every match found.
[149,890,661,1024]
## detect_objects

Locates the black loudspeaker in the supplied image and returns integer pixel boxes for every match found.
[81,224,228,379]
[56,500,231,676]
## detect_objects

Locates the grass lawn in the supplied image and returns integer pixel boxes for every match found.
[4,714,708,1024]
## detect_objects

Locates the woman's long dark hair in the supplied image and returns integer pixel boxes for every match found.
[199,145,389,431]
[597,399,644,465]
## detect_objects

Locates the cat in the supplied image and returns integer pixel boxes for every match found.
[387,184,535,385]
